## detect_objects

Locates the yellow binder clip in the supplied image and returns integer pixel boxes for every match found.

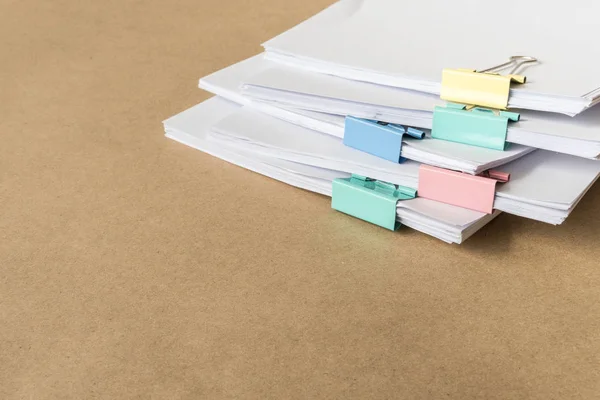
[441,56,538,110]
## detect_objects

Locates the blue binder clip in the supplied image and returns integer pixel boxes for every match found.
[331,174,417,231]
[343,116,425,163]
[431,103,520,151]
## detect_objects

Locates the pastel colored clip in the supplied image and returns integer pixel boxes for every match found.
[332,174,417,230]
[343,116,425,163]
[431,103,520,150]
[440,56,537,110]
[417,165,510,214]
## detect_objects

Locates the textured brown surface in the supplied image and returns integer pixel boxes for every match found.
[2,0,600,398]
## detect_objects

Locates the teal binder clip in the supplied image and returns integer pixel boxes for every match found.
[431,103,520,150]
[331,174,417,230]
[343,116,425,163]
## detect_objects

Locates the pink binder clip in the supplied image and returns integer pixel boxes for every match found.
[418,165,510,214]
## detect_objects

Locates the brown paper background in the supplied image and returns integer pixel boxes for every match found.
[2,0,600,398]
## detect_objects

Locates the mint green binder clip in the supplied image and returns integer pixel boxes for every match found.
[431,103,520,151]
[331,174,417,231]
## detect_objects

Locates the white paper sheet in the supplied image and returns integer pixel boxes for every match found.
[264,0,600,115]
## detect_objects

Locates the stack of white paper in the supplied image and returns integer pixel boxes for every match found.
[243,62,600,159]
[199,55,536,173]
[164,97,499,244]
[264,0,600,116]
[162,0,600,243]
[230,0,600,159]
[207,106,600,225]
